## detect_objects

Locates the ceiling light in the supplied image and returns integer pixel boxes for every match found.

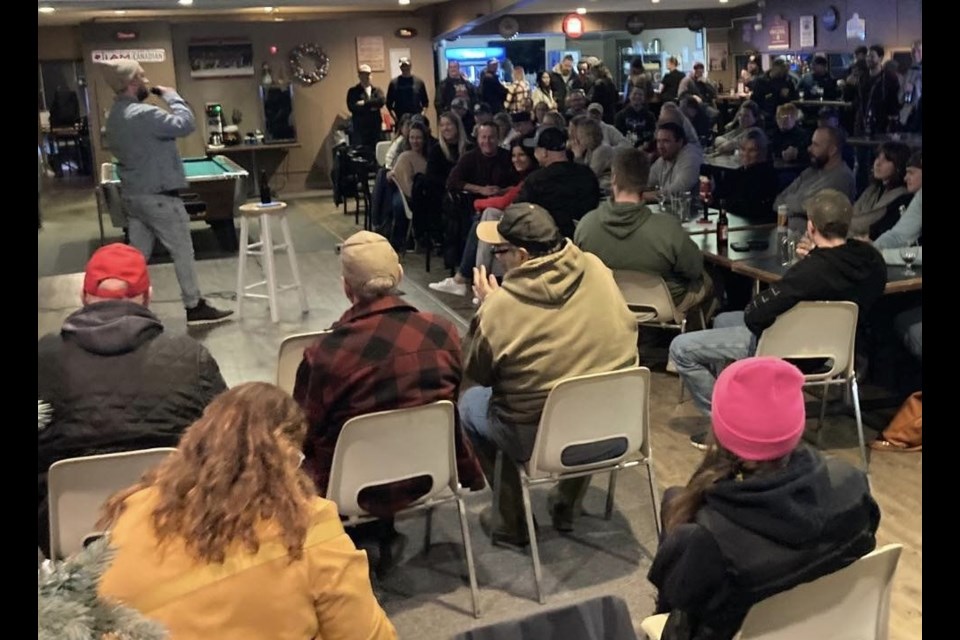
[114,9,127,14]
[651,0,660,4]
[38,6,56,13]
[274,16,284,21]
[263,6,274,12]
[399,0,411,5]
[576,7,587,14]
[178,0,194,6]
[719,0,728,3]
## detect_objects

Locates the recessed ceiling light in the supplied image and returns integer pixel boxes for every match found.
[38,6,56,13]
[178,0,194,6]
[114,9,127,14]
[399,0,411,5]
[263,6,273,12]
[576,7,587,14]
[719,0,729,3]
[651,0,660,4]
[274,16,284,21]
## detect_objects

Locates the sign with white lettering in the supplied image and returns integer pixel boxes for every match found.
[92,49,166,63]
[768,16,790,50]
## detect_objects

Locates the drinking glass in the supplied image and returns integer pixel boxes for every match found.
[899,243,919,276]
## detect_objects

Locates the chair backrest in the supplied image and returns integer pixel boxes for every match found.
[375,140,392,167]
[48,447,176,559]
[276,330,328,394]
[611,269,682,326]
[527,367,651,478]
[327,401,458,518]
[755,301,859,382]
[737,544,903,640]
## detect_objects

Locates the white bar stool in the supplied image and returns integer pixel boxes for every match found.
[236,201,308,323]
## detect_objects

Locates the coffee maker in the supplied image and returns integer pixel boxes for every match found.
[205,102,224,148]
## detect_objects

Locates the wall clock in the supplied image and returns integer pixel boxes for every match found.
[821,6,839,32]
[686,12,706,32]
[498,16,519,39]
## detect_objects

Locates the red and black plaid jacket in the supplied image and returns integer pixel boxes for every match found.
[293,295,484,517]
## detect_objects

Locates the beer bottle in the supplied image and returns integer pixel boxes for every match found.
[717,200,729,250]
[259,171,271,205]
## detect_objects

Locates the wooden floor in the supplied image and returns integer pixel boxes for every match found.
[38,180,922,638]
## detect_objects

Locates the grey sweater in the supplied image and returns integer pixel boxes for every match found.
[105,90,196,196]
[649,143,703,198]
[774,162,856,233]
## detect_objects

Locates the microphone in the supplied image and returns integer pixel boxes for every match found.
[150,87,164,97]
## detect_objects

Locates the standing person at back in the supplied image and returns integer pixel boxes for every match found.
[436,60,477,117]
[98,59,232,325]
[38,243,227,557]
[659,56,685,104]
[386,57,429,122]
[503,65,531,114]
[480,58,508,113]
[347,64,386,151]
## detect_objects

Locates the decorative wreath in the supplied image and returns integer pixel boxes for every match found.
[289,43,330,86]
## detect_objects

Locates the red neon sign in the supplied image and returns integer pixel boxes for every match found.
[563,14,585,39]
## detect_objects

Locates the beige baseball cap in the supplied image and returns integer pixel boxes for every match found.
[340,231,401,291]
[97,59,147,93]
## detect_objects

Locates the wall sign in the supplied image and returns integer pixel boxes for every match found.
[188,42,254,78]
[799,15,815,48]
[92,49,165,63]
[768,16,790,50]
[113,30,138,42]
[356,36,385,72]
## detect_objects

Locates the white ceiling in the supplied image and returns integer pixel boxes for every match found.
[38,0,757,26]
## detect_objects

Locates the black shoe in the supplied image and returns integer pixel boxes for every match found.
[547,493,575,533]
[186,299,234,326]
[690,431,710,451]
[376,532,408,578]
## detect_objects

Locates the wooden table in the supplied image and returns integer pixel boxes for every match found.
[702,154,803,173]
[649,205,776,236]
[691,227,778,269]
[730,252,922,295]
[847,133,922,149]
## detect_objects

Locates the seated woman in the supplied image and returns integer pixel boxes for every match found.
[679,96,714,147]
[769,103,811,165]
[98,382,396,640]
[713,100,760,155]
[371,113,413,230]
[874,150,922,265]
[569,115,614,194]
[531,72,557,112]
[428,140,538,296]
[849,141,913,239]
[423,111,471,245]
[386,121,429,251]
[649,357,879,640]
[714,128,779,223]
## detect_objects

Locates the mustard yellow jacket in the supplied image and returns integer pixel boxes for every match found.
[99,488,396,640]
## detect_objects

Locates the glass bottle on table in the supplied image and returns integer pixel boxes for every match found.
[777,204,791,265]
[259,170,272,205]
[716,199,729,251]
[698,176,713,222]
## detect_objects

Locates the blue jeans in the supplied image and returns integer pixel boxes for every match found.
[669,311,757,416]
[124,194,202,309]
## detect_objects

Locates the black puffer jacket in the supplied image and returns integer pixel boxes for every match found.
[37,300,226,554]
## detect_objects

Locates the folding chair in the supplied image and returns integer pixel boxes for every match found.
[494,367,660,604]
[327,400,480,617]
[397,187,431,272]
[47,448,176,560]
[641,544,903,639]
[276,330,329,394]
[755,301,868,471]
[375,140,392,167]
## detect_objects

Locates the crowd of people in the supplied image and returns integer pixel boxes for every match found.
[38,45,921,639]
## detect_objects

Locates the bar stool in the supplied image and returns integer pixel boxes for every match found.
[236,201,308,323]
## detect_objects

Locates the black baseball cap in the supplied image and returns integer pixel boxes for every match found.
[523,126,567,152]
[477,203,561,252]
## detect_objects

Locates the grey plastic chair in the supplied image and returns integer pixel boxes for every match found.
[494,367,660,604]
[276,330,328,395]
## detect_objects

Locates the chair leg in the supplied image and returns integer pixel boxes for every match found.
[236,216,249,319]
[279,215,308,315]
[605,469,618,520]
[456,497,482,618]
[817,384,830,432]
[260,215,279,323]
[850,376,869,473]
[424,507,433,553]
[647,461,662,540]
[492,450,502,530]
[519,476,545,604]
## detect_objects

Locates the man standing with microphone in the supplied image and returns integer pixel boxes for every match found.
[99,59,232,325]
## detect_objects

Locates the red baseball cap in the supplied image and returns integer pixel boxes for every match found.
[83,243,150,299]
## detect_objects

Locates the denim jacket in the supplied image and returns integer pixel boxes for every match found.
[105,91,195,196]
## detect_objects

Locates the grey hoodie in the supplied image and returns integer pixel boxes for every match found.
[575,200,704,303]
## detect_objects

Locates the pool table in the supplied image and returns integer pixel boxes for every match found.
[100,155,249,251]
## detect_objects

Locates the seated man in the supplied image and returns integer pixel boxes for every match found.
[516,126,601,238]
[645,122,703,203]
[575,147,710,314]
[293,231,484,561]
[37,243,227,556]
[587,102,628,147]
[669,189,887,448]
[615,87,657,147]
[714,128,780,223]
[774,126,856,234]
[461,204,638,544]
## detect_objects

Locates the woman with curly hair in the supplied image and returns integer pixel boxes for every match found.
[97,382,396,640]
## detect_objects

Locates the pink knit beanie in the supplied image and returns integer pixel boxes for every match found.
[711,357,806,461]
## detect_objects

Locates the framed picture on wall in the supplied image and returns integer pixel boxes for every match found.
[188,41,254,79]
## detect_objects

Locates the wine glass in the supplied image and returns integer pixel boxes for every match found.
[899,243,919,276]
